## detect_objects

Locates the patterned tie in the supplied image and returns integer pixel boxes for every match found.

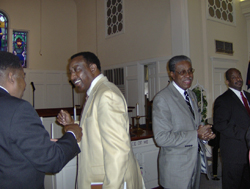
[240,92,250,116]
[85,95,89,102]
[81,95,89,116]
[84,95,89,108]
[184,91,195,119]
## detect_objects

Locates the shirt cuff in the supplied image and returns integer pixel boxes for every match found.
[67,131,76,139]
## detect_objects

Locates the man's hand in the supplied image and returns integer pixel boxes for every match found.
[57,110,74,126]
[64,124,82,143]
[197,124,216,141]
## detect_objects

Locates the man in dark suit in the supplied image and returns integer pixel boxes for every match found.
[213,68,250,189]
[153,55,215,189]
[0,51,82,189]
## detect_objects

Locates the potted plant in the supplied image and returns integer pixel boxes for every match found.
[192,87,208,123]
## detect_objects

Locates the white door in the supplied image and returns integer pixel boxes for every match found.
[148,64,157,101]
[213,68,228,101]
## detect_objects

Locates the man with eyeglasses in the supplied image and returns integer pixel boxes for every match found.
[153,55,215,189]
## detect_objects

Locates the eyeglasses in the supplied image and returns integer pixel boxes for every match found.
[175,68,195,76]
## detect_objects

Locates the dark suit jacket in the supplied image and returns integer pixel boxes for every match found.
[247,127,250,149]
[213,89,250,164]
[0,88,80,189]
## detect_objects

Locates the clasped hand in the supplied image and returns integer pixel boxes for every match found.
[57,110,82,142]
[197,124,216,141]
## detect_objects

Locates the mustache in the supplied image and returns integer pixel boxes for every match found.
[183,77,193,81]
[235,80,243,85]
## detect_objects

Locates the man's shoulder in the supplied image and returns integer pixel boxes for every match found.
[95,78,125,99]
[156,84,173,96]
[154,85,174,103]
[97,79,119,92]
[0,95,35,117]
[215,89,231,99]
[1,92,26,104]
[214,89,235,105]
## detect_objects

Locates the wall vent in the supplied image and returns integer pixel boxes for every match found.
[215,40,233,55]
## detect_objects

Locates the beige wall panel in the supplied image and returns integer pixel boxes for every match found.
[207,1,248,83]
[1,0,77,70]
[187,0,248,118]
[126,64,138,77]
[46,84,61,108]
[74,0,97,54]
[76,0,171,67]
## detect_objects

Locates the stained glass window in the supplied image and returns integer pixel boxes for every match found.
[13,31,28,68]
[0,11,8,52]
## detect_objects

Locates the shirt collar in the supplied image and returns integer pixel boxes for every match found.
[229,87,242,96]
[0,86,9,93]
[228,87,245,102]
[86,74,104,96]
[172,81,187,99]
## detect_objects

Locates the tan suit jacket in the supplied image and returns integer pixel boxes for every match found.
[77,76,143,189]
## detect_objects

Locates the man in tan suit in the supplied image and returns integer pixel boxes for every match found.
[57,52,144,189]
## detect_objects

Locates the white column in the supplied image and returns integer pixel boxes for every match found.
[240,0,250,60]
[170,0,190,56]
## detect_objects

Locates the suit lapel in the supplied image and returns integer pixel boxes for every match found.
[80,76,108,125]
[244,90,250,102]
[169,83,196,127]
[188,89,200,124]
[240,90,250,117]
[228,89,249,117]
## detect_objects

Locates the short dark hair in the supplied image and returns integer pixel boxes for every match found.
[168,55,192,72]
[0,51,22,71]
[225,68,241,81]
[71,52,101,71]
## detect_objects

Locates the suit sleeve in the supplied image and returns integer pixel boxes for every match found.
[153,93,197,148]
[213,97,246,140]
[10,100,80,173]
[97,90,130,189]
[247,127,250,148]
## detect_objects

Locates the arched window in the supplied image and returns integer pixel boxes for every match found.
[0,11,8,52]
[13,31,27,67]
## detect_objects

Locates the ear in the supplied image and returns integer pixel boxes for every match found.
[7,71,15,84]
[170,71,175,79]
[89,64,97,74]
[226,80,229,85]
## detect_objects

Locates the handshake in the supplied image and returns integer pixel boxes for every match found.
[57,110,82,143]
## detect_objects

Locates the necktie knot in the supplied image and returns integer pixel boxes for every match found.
[184,91,190,101]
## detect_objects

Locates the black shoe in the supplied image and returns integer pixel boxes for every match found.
[212,176,220,181]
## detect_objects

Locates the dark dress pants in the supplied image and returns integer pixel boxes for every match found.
[222,162,250,189]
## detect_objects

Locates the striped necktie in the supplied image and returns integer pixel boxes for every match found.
[184,91,195,119]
